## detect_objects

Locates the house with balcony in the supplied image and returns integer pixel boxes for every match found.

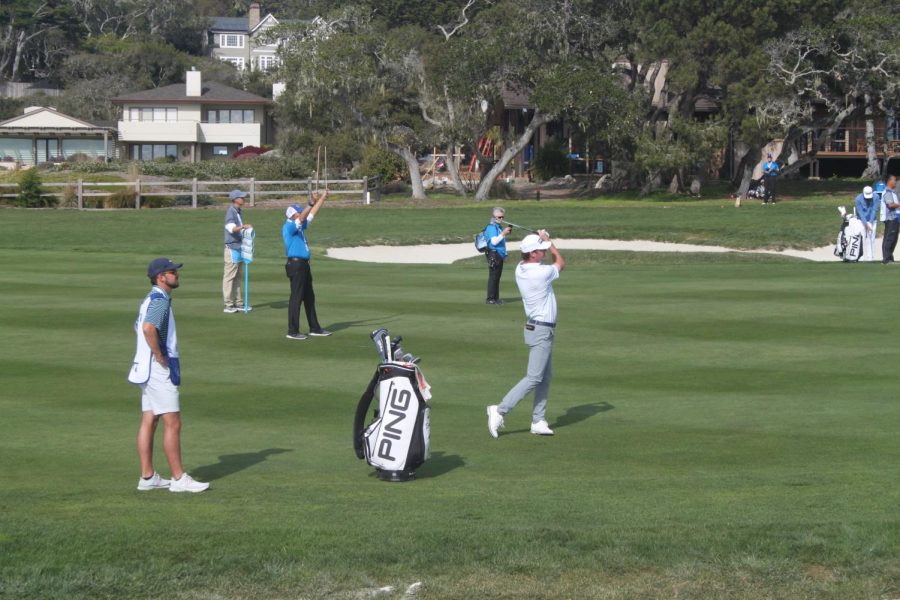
[206,2,282,73]
[0,106,116,166]
[111,70,271,162]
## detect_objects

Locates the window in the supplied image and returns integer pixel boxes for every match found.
[206,109,255,124]
[128,107,177,122]
[220,34,244,48]
[221,57,245,71]
[258,55,278,71]
[213,146,229,156]
[131,144,177,160]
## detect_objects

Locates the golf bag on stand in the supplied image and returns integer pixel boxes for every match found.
[353,329,430,482]
[834,214,864,262]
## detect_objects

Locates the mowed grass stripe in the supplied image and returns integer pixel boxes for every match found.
[0,208,898,599]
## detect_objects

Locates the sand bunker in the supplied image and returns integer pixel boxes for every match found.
[326,239,842,264]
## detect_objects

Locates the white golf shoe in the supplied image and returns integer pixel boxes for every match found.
[137,472,170,491]
[487,405,504,438]
[169,473,209,493]
[530,420,554,436]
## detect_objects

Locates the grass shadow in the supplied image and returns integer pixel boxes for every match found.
[551,402,614,430]
[192,448,293,482]
[415,451,466,479]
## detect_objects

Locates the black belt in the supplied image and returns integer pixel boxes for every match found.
[287,257,308,262]
[527,319,555,328]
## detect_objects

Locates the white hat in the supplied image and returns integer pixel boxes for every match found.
[520,234,551,253]
[863,186,874,199]
[285,204,301,219]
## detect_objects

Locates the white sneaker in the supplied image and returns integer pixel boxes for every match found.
[530,420,554,436]
[137,472,170,491]
[224,306,238,313]
[237,306,253,312]
[487,405,504,438]
[169,473,209,493]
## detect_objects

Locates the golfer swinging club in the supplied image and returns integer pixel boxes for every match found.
[487,229,564,437]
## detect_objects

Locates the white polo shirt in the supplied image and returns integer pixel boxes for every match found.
[515,262,559,323]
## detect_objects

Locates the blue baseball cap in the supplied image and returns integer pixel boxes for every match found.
[229,189,248,201]
[147,257,183,279]
[285,204,302,219]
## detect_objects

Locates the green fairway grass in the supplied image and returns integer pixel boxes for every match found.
[1,204,898,599]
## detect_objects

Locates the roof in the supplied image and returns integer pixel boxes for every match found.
[112,81,269,106]
[209,17,249,33]
[0,107,115,132]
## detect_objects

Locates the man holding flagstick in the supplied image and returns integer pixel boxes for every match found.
[283,178,331,340]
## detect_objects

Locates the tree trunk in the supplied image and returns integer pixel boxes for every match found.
[388,143,426,200]
[862,94,880,179]
[444,143,467,196]
[735,147,761,199]
[474,111,551,201]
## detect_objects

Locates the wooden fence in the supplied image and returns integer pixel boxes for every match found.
[0,176,382,209]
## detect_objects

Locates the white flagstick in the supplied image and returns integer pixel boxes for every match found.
[324,145,328,191]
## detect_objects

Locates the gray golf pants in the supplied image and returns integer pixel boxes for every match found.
[499,324,554,422]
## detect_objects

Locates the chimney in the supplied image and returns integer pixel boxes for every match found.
[186,68,202,97]
[248,2,261,30]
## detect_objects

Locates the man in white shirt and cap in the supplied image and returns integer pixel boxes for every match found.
[487,229,565,438]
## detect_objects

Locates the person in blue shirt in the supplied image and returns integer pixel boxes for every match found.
[854,185,878,261]
[283,190,331,340]
[484,207,512,304]
[762,154,780,204]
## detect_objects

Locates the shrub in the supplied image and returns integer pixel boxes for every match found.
[17,168,56,207]
[357,145,406,181]
[104,189,137,208]
[531,139,569,181]
[141,195,175,208]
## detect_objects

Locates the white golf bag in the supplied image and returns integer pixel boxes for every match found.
[354,329,430,482]
[834,215,864,262]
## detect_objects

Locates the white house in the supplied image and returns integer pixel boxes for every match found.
[112,70,271,162]
[206,2,281,73]
[0,107,116,165]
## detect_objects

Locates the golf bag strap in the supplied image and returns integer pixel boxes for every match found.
[353,368,381,459]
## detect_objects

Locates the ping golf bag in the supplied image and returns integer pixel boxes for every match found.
[353,329,430,482]
[834,215,864,262]
[747,178,767,200]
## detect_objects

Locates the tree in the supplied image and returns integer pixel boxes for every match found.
[0,0,81,82]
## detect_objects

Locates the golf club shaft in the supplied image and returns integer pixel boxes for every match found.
[505,221,539,234]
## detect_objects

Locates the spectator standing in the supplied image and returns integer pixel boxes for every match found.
[881,176,900,264]
[762,154,780,204]
[485,207,512,304]
[854,185,878,261]
[223,190,252,313]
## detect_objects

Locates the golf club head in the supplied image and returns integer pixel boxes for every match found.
[370,328,391,362]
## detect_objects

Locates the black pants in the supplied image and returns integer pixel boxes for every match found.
[764,175,777,203]
[486,251,504,302]
[286,259,321,334]
[883,220,899,263]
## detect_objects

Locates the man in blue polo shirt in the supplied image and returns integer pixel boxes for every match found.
[283,190,331,340]
[762,154,780,204]
[854,185,878,261]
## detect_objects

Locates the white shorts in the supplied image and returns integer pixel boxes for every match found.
[140,360,180,415]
